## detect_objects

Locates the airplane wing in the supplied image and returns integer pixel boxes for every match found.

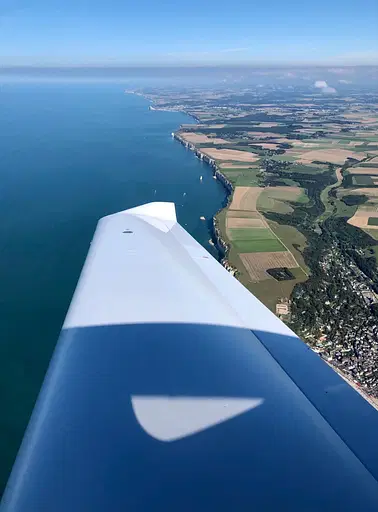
[2,202,378,511]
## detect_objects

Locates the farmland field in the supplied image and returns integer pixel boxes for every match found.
[297,149,366,165]
[219,163,256,169]
[257,198,294,214]
[259,186,307,203]
[282,164,326,174]
[229,186,262,211]
[348,209,378,229]
[353,175,374,185]
[257,186,308,213]
[180,133,231,144]
[233,238,285,253]
[201,147,260,162]
[228,227,275,241]
[249,267,308,311]
[368,217,378,226]
[347,167,378,174]
[267,221,309,273]
[240,251,298,282]
[236,172,262,186]
[226,216,265,229]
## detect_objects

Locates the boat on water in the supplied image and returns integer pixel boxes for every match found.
[200,176,203,181]
[200,216,206,221]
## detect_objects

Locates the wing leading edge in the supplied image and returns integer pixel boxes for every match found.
[2,202,378,511]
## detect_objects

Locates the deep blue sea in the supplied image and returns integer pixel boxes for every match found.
[0,83,226,491]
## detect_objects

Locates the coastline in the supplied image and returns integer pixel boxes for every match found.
[124,90,200,122]
[172,131,237,276]
[126,90,237,274]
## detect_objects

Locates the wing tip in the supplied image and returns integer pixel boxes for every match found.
[102,202,177,223]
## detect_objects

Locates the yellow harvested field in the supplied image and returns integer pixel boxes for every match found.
[262,186,303,201]
[191,124,226,129]
[240,251,298,282]
[342,114,378,124]
[347,168,378,175]
[348,210,378,229]
[226,210,261,219]
[229,187,262,211]
[298,149,366,165]
[201,148,259,162]
[351,188,378,197]
[219,163,256,169]
[181,133,231,144]
[226,216,265,229]
[249,142,280,149]
[247,132,282,137]
[291,142,320,148]
[275,138,296,144]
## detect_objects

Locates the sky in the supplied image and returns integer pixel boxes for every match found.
[0,0,377,67]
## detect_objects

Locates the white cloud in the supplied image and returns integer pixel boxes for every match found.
[314,80,328,88]
[338,79,352,84]
[314,80,337,94]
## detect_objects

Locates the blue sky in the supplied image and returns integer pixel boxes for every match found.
[1,0,377,66]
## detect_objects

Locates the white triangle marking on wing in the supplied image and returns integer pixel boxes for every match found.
[131,396,264,442]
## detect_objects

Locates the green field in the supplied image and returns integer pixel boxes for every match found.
[353,175,374,185]
[215,208,308,311]
[274,178,300,186]
[236,170,262,186]
[368,217,378,226]
[258,197,294,214]
[335,200,358,218]
[363,229,378,241]
[220,170,245,184]
[228,228,275,241]
[271,155,298,162]
[256,186,308,214]
[233,238,285,253]
[221,168,262,186]
[249,266,308,311]
[284,164,327,174]
[267,221,309,274]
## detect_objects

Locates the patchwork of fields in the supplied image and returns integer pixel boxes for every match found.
[175,100,378,313]
[201,147,260,162]
[222,181,308,310]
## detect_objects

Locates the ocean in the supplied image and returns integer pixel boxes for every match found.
[0,83,226,491]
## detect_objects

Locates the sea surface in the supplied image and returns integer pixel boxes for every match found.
[0,83,226,492]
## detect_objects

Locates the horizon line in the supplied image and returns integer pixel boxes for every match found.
[1,64,377,70]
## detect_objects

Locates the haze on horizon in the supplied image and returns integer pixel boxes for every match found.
[1,0,377,68]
